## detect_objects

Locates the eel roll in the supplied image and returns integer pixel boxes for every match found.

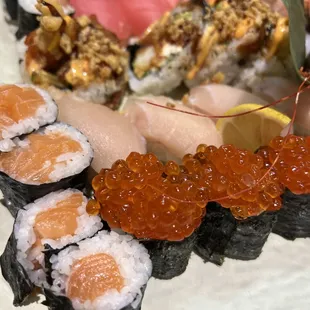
[0,84,58,152]
[0,189,103,306]
[129,0,291,97]
[42,231,152,310]
[129,1,204,95]
[87,153,206,279]
[185,0,291,93]
[22,0,128,109]
[0,123,93,217]
[257,135,310,240]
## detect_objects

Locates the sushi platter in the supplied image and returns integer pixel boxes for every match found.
[0,0,310,310]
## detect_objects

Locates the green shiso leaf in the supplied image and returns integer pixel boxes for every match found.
[281,0,306,80]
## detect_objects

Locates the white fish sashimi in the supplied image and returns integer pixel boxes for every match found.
[122,95,223,160]
[185,84,268,117]
[54,93,147,172]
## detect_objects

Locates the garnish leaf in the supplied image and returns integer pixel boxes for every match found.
[281,0,306,80]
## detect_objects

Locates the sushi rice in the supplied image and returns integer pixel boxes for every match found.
[129,45,193,95]
[0,84,58,152]
[14,189,103,287]
[49,231,152,310]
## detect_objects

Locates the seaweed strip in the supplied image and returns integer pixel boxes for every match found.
[16,6,39,40]
[42,285,147,310]
[0,232,34,306]
[273,189,310,240]
[0,168,89,218]
[194,202,277,265]
[5,0,18,20]
[142,232,197,280]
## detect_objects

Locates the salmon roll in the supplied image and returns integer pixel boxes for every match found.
[0,189,103,306]
[0,123,93,217]
[0,84,58,152]
[43,231,152,310]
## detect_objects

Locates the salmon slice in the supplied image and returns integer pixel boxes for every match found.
[0,131,82,184]
[67,253,124,302]
[32,193,83,248]
[0,85,45,139]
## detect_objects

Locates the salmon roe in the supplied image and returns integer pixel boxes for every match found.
[257,135,310,195]
[89,153,207,241]
[185,144,284,219]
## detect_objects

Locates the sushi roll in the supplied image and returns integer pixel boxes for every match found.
[16,0,75,39]
[22,0,129,109]
[257,135,310,240]
[194,202,277,265]
[185,0,291,93]
[4,0,18,20]
[42,230,152,310]
[128,1,205,95]
[182,143,283,264]
[0,189,103,306]
[0,123,93,217]
[0,84,58,152]
[87,153,206,279]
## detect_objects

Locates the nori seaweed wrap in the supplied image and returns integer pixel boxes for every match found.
[5,0,18,20]
[194,202,277,265]
[16,0,75,40]
[16,4,39,40]
[142,232,197,280]
[0,232,34,306]
[0,123,93,217]
[273,189,310,240]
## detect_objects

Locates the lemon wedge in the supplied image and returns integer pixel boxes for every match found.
[216,103,291,152]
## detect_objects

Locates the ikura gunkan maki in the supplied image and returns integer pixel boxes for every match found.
[0,123,93,217]
[4,0,18,20]
[0,84,58,152]
[43,231,152,310]
[183,143,282,264]
[0,189,103,306]
[257,135,310,240]
[87,153,206,279]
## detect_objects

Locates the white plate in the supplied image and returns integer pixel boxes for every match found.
[1,195,310,310]
[1,2,310,309]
